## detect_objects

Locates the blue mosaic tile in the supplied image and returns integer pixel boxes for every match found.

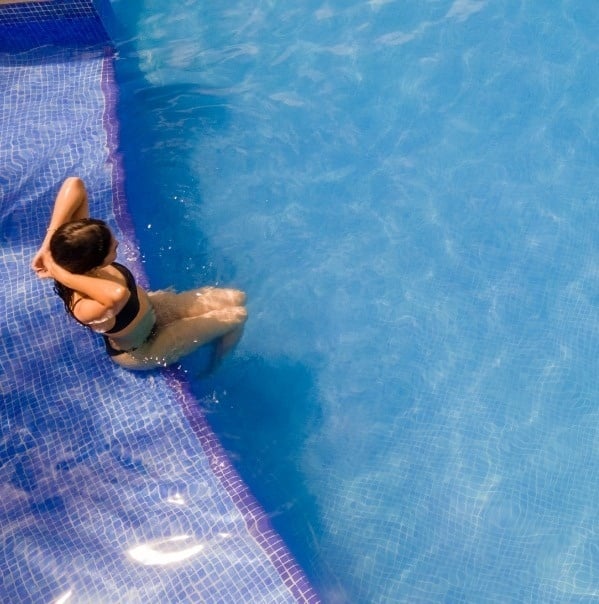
[0,0,111,51]
[0,0,97,24]
[0,8,318,604]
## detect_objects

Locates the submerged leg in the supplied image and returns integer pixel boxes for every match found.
[178,287,246,317]
[206,324,246,374]
[149,306,247,366]
[111,306,247,370]
[216,324,245,356]
[149,288,246,323]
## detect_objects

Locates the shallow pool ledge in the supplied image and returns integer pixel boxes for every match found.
[0,1,318,602]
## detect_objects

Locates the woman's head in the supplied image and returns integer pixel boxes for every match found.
[50,218,113,274]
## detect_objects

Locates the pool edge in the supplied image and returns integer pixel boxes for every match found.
[100,47,320,604]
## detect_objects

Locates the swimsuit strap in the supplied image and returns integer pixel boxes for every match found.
[111,262,137,292]
[70,297,84,311]
[104,262,141,334]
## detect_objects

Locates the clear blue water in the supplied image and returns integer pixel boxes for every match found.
[109,1,599,601]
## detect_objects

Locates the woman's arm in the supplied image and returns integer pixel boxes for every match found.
[43,252,130,322]
[45,176,90,229]
[32,177,89,275]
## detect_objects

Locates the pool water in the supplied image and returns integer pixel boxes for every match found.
[109,1,599,601]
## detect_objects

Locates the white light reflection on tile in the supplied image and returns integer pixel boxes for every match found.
[52,589,73,604]
[127,535,205,566]
[166,493,186,506]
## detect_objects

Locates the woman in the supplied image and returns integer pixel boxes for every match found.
[31,177,247,370]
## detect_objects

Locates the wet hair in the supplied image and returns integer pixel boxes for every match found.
[50,218,113,315]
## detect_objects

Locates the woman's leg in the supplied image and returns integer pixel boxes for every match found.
[148,305,247,366]
[112,306,248,370]
[149,306,247,365]
[149,288,246,323]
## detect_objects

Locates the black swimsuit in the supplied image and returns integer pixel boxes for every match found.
[70,262,156,356]
[104,262,140,333]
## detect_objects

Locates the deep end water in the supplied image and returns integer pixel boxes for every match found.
[110,1,599,601]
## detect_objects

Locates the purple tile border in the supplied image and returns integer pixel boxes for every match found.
[99,46,149,290]
[100,50,320,604]
[164,371,321,604]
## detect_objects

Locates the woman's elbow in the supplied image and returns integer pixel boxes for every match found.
[61,176,87,200]
[65,176,84,187]
[110,285,130,309]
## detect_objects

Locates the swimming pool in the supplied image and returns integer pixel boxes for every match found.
[2,0,598,601]
[0,2,316,602]
[108,1,599,601]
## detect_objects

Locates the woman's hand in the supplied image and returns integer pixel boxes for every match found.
[31,247,50,278]
[31,249,55,279]
[32,177,89,277]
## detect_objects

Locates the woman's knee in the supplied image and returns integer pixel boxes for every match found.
[209,305,247,325]
[198,287,246,307]
[234,305,248,324]
[225,288,246,306]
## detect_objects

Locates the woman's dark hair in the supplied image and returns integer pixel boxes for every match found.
[50,218,113,314]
